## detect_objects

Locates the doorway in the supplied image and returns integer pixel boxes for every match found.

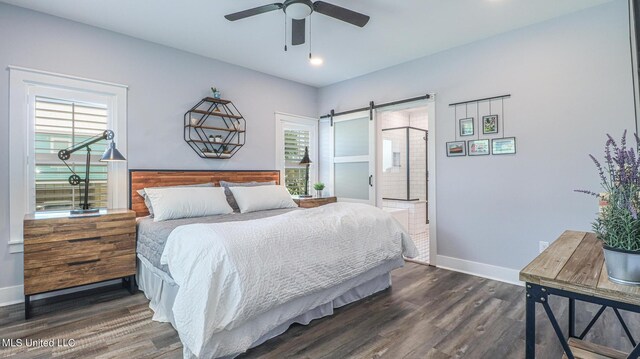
[376,101,431,264]
[318,95,437,265]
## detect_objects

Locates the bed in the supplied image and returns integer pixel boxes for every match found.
[130,169,417,358]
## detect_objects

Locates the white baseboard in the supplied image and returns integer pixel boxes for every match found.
[0,280,121,307]
[0,285,24,307]
[436,255,523,286]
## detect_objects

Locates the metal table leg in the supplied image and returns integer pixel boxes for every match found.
[526,284,536,359]
[569,298,576,338]
[24,295,31,320]
[628,343,640,359]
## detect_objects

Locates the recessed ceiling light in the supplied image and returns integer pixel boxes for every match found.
[310,57,323,66]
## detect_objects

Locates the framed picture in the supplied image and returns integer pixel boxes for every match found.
[446,141,466,157]
[492,137,516,155]
[468,139,490,156]
[459,117,474,136]
[482,115,498,134]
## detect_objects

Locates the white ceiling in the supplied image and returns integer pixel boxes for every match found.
[2,0,613,87]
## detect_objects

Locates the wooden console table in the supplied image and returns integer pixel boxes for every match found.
[520,230,640,359]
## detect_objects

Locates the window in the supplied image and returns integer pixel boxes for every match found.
[284,129,311,195]
[34,98,109,211]
[9,67,127,253]
[275,113,318,195]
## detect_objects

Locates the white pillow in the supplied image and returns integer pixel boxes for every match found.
[144,187,233,222]
[228,185,298,213]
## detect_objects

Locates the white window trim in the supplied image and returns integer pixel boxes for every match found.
[8,66,128,253]
[274,112,319,189]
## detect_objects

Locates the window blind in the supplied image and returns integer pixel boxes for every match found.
[283,129,310,195]
[34,97,109,211]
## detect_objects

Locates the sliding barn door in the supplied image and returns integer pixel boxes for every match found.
[332,110,375,205]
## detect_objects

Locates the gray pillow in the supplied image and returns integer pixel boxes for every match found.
[219,180,276,212]
[137,182,214,217]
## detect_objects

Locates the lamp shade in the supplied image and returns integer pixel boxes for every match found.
[100,141,127,162]
[299,146,311,165]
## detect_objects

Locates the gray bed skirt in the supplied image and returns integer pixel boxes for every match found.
[137,255,403,358]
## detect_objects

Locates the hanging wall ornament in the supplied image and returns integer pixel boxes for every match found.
[447,94,513,157]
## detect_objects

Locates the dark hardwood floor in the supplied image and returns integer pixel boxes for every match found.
[0,263,638,358]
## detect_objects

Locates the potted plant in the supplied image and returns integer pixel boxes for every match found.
[313,182,325,198]
[211,87,221,99]
[578,131,640,285]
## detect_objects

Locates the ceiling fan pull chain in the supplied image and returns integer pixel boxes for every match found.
[308,15,312,59]
[284,14,288,51]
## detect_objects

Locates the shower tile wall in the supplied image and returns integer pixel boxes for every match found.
[381,129,408,200]
[407,109,427,201]
[381,111,410,200]
[381,110,409,128]
[409,110,428,130]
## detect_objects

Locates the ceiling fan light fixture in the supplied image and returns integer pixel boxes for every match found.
[285,2,313,19]
[309,56,323,66]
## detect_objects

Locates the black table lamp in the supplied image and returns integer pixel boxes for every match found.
[299,146,312,197]
[57,129,126,214]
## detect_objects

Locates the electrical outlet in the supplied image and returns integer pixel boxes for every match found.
[539,241,549,253]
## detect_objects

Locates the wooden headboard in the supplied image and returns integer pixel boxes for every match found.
[129,169,281,217]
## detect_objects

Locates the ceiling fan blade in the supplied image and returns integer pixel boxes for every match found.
[313,1,369,27]
[224,3,283,21]
[292,18,306,46]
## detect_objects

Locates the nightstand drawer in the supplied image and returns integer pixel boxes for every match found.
[24,253,137,295]
[24,233,136,270]
[23,213,135,244]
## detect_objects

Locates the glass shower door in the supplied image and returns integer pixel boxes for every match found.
[332,110,375,204]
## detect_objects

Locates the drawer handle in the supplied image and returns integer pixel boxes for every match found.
[68,237,101,243]
[67,259,100,266]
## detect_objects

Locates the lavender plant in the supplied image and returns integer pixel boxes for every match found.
[577,131,640,251]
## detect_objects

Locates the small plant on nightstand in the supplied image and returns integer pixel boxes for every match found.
[313,182,325,198]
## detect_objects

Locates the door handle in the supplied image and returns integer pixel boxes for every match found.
[369,175,373,187]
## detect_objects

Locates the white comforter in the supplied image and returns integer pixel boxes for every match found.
[160,202,418,358]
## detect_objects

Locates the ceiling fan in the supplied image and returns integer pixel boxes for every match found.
[224,0,370,47]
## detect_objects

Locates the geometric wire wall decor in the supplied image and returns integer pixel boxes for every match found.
[184,97,246,159]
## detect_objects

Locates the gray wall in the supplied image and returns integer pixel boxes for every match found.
[0,3,318,289]
[318,0,636,271]
[0,0,635,292]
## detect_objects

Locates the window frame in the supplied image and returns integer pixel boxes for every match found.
[9,66,128,253]
[274,113,318,194]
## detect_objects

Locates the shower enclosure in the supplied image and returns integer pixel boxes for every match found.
[381,126,427,203]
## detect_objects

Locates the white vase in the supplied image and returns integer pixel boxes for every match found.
[316,190,323,198]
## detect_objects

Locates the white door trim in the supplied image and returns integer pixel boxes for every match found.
[427,94,437,265]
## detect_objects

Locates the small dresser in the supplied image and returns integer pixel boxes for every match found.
[293,196,337,208]
[23,209,136,319]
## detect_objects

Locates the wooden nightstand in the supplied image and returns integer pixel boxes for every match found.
[23,209,136,319]
[293,196,337,208]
